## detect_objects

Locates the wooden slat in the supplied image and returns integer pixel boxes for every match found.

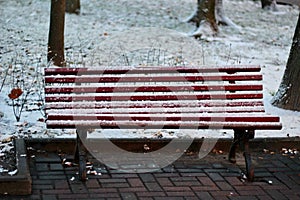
[45,101,265,110]
[44,65,261,76]
[46,106,265,114]
[44,74,263,84]
[45,85,263,94]
[46,121,282,130]
[45,93,263,102]
[47,114,280,123]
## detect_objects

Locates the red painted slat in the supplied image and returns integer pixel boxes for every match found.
[46,121,282,130]
[45,93,263,102]
[47,109,265,115]
[44,66,261,76]
[47,114,280,123]
[44,75,263,84]
[45,85,263,94]
[45,101,265,109]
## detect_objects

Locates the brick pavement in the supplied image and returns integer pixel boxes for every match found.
[1,143,300,200]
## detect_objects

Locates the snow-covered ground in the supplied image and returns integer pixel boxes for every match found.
[1,0,300,142]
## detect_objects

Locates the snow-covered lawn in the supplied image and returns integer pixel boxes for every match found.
[1,0,300,142]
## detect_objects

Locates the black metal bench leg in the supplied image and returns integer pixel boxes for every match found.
[75,129,87,181]
[228,130,239,163]
[239,130,255,182]
[229,129,255,181]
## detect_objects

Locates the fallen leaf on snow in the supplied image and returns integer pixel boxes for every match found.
[8,88,23,100]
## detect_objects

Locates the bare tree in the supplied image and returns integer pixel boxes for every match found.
[187,0,237,37]
[272,12,300,111]
[66,0,80,14]
[48,0,66,67]
[261,0,278,11]
[187,0,218,37]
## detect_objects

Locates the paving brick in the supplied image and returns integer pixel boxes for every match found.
[155,178,173,187]
[50,163,64,171]
[99,178,127,184]
[170,176,198,182]
[225,177,243,186]
[36,163,49,171]
[89,192,120,198]
[271,160,288,167]
[54,180,69,189]
[153,173,180,178]
[204,169,229,173]
[120,192,137,200]
[180,172,206,177]
[265,189,288,200]
[184,197,202,200]
[110,173,139,178]
[195,191,214,200]
[118,187,147,193]
[197,176,216,186]
[289,173,300,184]
[101,182,130,188]
[39,175,67,180]
[138,198,154,200]
[216,181,234,191]
[154,197,184,200]
[172,181,200,187]
[267,167,291,172]
[42,194,57,200]
[32,184,54,190]
[258,184,288,190]
[177,168,205,173]
[256,195,273,200]
[38,171,65,176]
[42,189,72,195]
[191,186,219,192]
[166,191,196,197]
[136,191,166,197]
[170,176,200,187]
[229,196,259,200]
[233,185,261,191]
[57,193,90,199]
[238,189,267,196]
[144,182,163,192]
[210,190,238,198]
[163,186,192,192]
[84,179,100,188]
[284,194,300,200]
[69,182,88,193]
[139,173,156,182]
[88,188,118,193]
[127,178,144,187]
[274,172,299,189]
[207,172,225,181]
[34,154,61,163]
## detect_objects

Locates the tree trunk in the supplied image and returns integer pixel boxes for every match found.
[261,0,278,11]
[48,0,66,67]
[188,0,218,37]
[66,0,80,14]
[215,0,239,29]
[272,12,300,111]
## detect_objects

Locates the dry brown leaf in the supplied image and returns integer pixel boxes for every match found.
[8,88,23,100]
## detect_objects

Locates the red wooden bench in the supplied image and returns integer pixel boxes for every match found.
[44,65,282,181]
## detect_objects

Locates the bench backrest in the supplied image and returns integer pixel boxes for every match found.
[44,66,282,130]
